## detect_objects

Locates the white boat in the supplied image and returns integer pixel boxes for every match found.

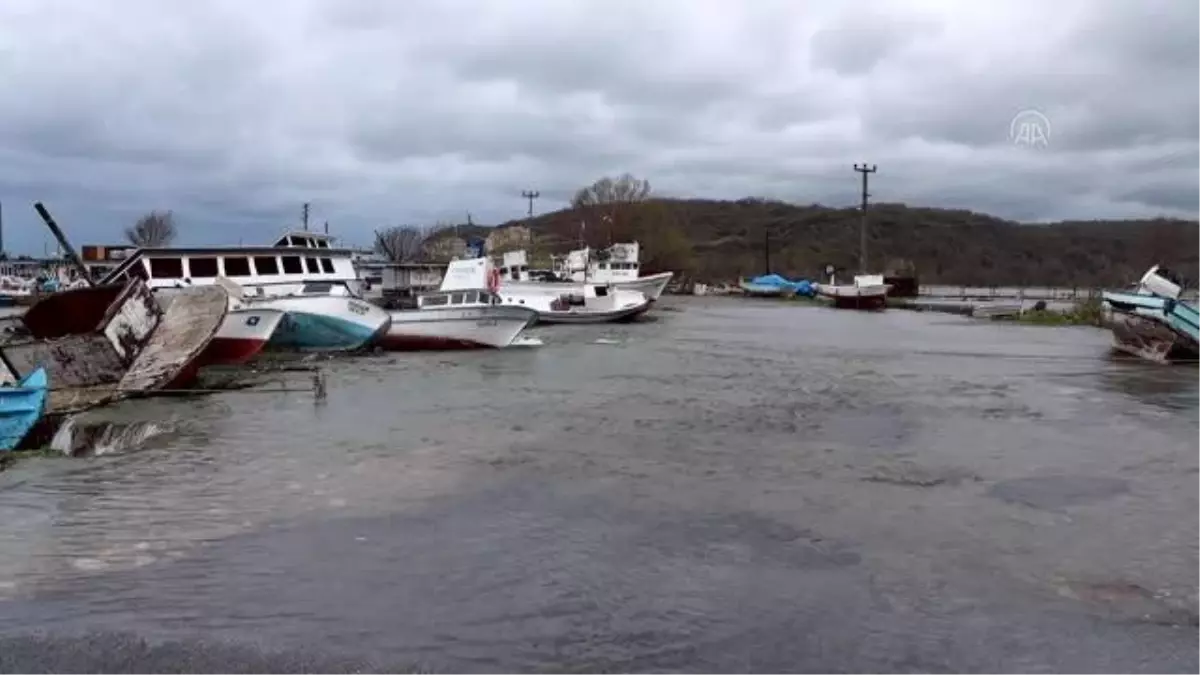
[100,230,391,353]
[379,258,538,350]
[500,280,651,324]
[497,244,674,300]
[814,274,891,311]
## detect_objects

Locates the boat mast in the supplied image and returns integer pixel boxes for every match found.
[853,163,877,275]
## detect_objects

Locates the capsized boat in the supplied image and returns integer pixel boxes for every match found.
[1101,265,1199,364]
[0,280,228,415]
[0,367,48,451]
[380,258,538,350]
[815,274,891,311]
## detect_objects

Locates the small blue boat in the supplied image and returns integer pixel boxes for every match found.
[739,274,816,298]
[0,367,49,451]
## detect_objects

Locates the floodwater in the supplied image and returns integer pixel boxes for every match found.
[0,297,1196,673]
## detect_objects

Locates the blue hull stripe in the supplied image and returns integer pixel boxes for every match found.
[268,312,381,351]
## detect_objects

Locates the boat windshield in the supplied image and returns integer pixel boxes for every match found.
[420,290,495,308]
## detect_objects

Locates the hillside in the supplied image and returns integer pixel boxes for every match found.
[478,199,1199,288]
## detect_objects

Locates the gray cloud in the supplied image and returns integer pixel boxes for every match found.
[0,0,1195,253]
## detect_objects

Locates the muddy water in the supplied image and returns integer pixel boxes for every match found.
[0,297,1195,673]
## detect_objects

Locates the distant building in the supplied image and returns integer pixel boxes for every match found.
[80,244,138,280]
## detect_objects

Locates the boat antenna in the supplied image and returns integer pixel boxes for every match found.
[853,163,877,274]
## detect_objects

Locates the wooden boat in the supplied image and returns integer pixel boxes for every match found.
[1101,266,1199,364]
[0,367,48,451]
[815,274,891,311]
[0,280,228,415]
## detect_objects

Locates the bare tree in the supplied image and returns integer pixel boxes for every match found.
[125,210,177,247]
[374,225,430,263]
[571,173,653,245]
[571,173,652,209]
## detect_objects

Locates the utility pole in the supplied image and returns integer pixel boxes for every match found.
[302,202,310,231]
[521,189,540,218]
[521,189,540,254]
[853,163,877,274]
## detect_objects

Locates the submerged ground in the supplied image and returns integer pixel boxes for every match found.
[0,297,1196,673]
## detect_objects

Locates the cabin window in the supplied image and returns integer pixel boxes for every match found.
[301,282,333,294]
[188,257,219,278]
[129,261,149,280]
[423,294,449,307]
[304,257,320,274]
[285,236,297,246]
[316,240,330,248]
[595,286,609,297]
[450,292,465,305]
[149,257,184,279]
[253,256,279,275]
[223,256,252,277]
[599,263,608,270]
[281,256,303,274]
[319,257,335,273]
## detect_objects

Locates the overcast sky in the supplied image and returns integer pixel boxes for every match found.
[0,0,1196,253]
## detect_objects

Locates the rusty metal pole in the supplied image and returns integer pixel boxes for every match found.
[33,202,93,285]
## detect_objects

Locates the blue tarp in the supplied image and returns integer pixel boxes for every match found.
[747,274,816,297]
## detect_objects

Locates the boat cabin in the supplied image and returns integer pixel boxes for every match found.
[417,289,499,309]
[99,230,362,298]
[548,242,641,283]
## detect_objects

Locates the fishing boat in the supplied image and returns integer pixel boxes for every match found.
[379,258,538,350]
[260,282,391,351]
[497,244,674,301]
[1101,266,1199,364]
[99,231,390,353]
[508,283,651,324]
[815,273,891,311]
[0,279,228,415]
[0,367,48,451]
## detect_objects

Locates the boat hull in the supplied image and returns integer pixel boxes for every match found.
[120,285,229,392]
[613,272,673,301]
[264,296,392,352]
[200,308,285,366]
[501,272,674,302]
[1102,291,1199,364]
[379,305,537,350]
[739,282,789,298]
[0,367,48,451]
[537,299,652,324]
[816,284,891,311]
